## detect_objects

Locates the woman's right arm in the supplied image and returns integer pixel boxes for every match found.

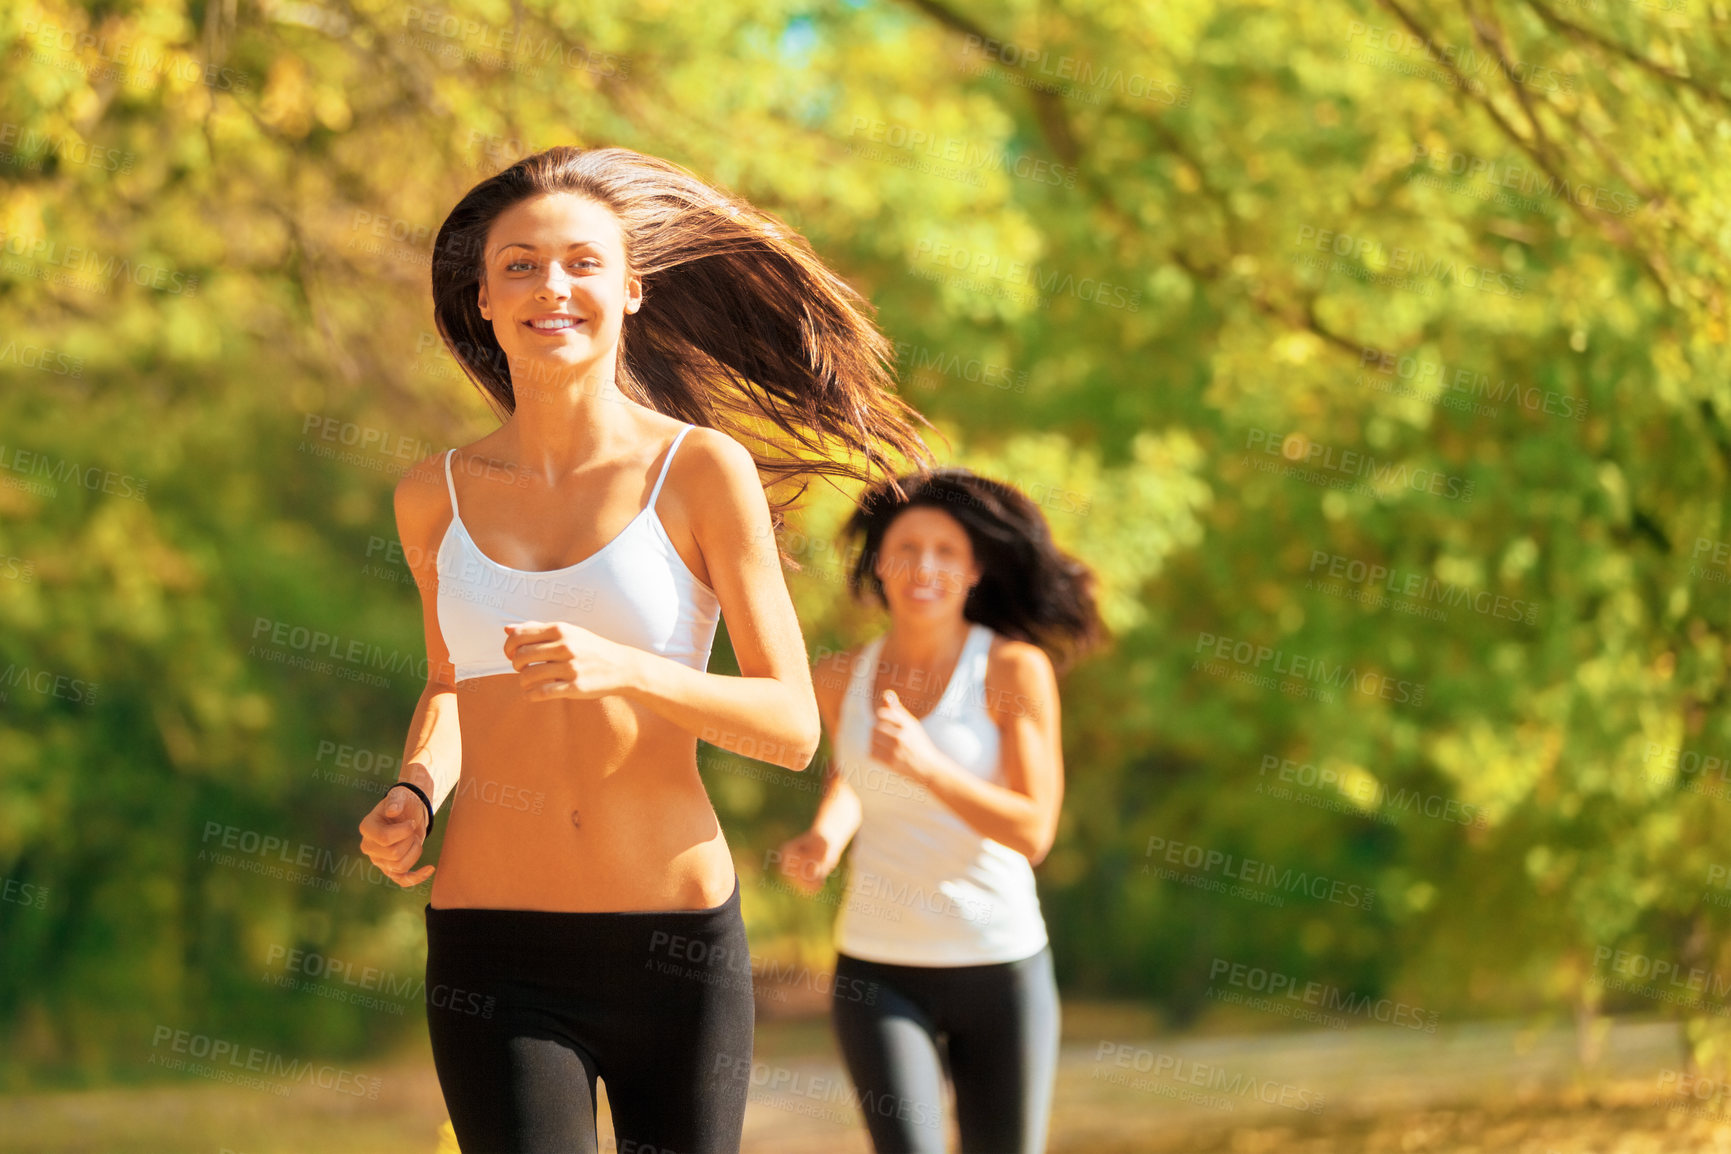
[358,455,463,887]
[776,649,863,893]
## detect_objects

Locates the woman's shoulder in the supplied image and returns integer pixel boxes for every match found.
[665,423,755,485]
[393,447,456,523]
[981,631,1057,714]
[648,422,768,558]
[396,428,506,506]
[983,633,1052,672]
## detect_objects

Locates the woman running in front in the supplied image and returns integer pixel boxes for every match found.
[776,469,1102,1154]
[356,145,927,1154]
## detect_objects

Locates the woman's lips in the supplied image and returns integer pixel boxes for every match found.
[524,317,585,334]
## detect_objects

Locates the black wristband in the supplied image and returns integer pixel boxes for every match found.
[388,781,435,837]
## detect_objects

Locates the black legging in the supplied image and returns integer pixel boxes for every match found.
[423,876,755,1154]
[831,946,1060,1154]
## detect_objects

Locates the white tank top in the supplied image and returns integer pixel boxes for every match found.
[831,622,1050,965]
[435,425,721,681]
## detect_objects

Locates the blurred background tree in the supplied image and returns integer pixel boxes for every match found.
[1,0,1729,1089]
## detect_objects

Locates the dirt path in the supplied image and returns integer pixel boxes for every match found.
[2,1010,1726,1153]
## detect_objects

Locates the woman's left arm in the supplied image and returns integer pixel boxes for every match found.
[502,428,821,770]
[871,640,1065,864]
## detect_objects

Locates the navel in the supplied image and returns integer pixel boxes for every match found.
[569,808,582,830]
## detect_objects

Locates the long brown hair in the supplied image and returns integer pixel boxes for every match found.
[430,146,933,519]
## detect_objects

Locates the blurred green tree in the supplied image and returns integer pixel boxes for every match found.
[1,0,1728,1085]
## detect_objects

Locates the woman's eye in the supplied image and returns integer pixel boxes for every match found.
[506,258,598,273]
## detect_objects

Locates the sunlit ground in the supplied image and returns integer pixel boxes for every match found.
[2,1005,1726,1153]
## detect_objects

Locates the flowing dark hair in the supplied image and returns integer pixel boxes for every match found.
[842,468,1104,672]
[429,145,932,519]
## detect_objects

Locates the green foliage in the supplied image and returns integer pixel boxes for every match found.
[3,0,1730,1085]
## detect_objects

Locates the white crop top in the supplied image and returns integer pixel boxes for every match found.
[831,622,1050,966]
[435,425,722,682]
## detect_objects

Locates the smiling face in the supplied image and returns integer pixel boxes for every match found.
[475,192,642,391]
[874,506,981,625]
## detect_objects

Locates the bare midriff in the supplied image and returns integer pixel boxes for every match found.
[427,676,736,914]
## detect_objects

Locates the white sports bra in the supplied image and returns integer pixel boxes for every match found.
[434,425,722,682]
[831,622,1050,966]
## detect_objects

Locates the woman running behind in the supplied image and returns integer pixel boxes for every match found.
[356,146,927,1154]
[777,469,1102,1153]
